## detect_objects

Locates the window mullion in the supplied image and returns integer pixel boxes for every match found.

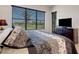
[25,9,27,30]
[36,11,37,29]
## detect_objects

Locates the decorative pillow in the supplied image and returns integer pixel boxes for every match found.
[0,28,13,46]
[2,26,29,48]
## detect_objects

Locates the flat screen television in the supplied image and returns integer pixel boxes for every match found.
[59,18,72,27]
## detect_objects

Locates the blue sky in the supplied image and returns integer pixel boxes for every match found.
[13,7,45,20]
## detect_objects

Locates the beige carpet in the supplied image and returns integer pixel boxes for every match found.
[0,47,29,54]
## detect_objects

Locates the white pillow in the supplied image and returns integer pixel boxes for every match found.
[0,28,13,46]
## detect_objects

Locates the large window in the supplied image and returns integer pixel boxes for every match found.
[12,6,45,30]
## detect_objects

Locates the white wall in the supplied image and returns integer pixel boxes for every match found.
[0,5,52,32]
[52,5,79,28]
[0,5,12,28]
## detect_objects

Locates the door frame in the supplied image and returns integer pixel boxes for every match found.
[52,11,57,32]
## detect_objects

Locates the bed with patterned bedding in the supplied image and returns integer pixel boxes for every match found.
[27,30,77,54]
[0,27,77,54]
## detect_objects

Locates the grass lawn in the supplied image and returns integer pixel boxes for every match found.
[13,22,44,30]
[13,22,25,29]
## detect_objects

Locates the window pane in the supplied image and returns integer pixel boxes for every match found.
[27,9,36,20]
[37,11,45,29]
[26,9,36,29]
[13,19,25,29]
[12,7,25,19]
[37,11,45,20]
[37,20,45,29]
[27,19,36,29]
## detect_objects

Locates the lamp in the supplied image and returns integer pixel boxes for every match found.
[0,19,7,30]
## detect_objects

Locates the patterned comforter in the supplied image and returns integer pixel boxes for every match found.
[27,30,77,54]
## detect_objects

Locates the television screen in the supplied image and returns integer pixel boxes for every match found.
[59,18,72,27]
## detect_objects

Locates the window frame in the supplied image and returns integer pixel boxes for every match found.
[12,5,45,30]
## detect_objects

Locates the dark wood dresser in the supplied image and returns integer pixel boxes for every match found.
[65,28,74,41]
[54,27,78,43]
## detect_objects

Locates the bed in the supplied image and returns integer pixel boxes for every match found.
[27,30,77,54]
[0,27,77,54]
